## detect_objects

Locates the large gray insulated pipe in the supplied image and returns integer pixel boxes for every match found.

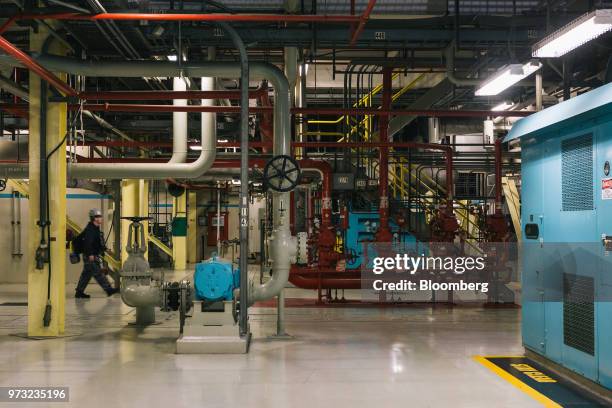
[0,53,296,307]
[170,77,188,164]
[0,56,290,180]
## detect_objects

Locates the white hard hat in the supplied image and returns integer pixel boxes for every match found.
[89,208,102,218]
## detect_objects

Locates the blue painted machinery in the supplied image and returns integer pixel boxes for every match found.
[505,82,612,390]
[193,256,240,301]
[344,211,417,269]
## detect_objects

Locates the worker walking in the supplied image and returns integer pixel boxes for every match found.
[75,209,119,298]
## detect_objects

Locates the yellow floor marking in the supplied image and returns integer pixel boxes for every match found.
[472,356,563,408]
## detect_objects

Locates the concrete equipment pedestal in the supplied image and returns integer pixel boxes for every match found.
[176,301,250,354]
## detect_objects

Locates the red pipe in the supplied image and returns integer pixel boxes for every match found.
[289,273,361,290]
[293,141,454,202]
[257,82,273,153]
[0,36,77,97]
[376,67,392,242]
[0,103,530,118]
[80,104,265,113]
[349,0,377,46]
[298,159,332,227]
[0,16,17,35]
[0,102,27,118]
[293,107,531,118]
[81,140,273,149]
[14,12,361,23]
[78,89,267,100]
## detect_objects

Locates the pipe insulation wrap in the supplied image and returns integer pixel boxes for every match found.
[2,53,297,305]
[170,77,188,164]
[248,220,297,304]
[120,282,161,308]
[0,55,290,180]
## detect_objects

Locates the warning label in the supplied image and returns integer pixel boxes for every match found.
[603,178,612,200]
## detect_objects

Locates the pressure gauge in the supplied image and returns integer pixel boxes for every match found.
[604,161,610,176]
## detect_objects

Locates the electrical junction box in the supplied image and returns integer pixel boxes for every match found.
[355,177,368,190]
[333,173,355,190]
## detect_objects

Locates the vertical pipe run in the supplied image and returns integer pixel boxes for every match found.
[171,77,188,163]
[535,71,543,111]
[216,185,221,255]
[494,138,502,213]
[217,22,250,338]
[376,67,392,242]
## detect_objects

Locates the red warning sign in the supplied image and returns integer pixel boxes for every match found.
[603,178,612,200]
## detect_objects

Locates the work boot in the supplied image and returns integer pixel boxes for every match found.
[106,288,120,297]
[75,291,90,299]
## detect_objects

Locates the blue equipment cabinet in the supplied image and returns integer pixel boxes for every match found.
[193,256,240,301]
[344,211,417,269]
[505,82,612,389]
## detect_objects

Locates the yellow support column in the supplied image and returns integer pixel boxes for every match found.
[121,180,140,264]
[172,192,187,270]
[139,180,149,260]
[27,28,68,337]
[187,191,198,264]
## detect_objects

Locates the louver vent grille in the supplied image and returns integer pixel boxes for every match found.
[563,273,595,356]
[561,134,593,211]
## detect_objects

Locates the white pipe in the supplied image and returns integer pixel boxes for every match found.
[120,282,161,308]
[170,77,188,164]
[1,56,292,180]
[2,54,296,304]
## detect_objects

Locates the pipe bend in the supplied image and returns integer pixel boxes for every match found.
[120,282,161,308]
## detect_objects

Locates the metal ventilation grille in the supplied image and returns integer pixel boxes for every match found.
[561,134,593,211]
[455,172,484,198]
[563,273,595,356]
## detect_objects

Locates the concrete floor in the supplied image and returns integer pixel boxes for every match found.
[0,282,539,408]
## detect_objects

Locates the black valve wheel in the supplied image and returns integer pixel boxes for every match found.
[263,155,301,192]
[0,179,6,192]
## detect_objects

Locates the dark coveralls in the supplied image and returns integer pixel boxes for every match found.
[75,222,113,294]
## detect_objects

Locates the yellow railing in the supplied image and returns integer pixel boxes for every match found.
[148,234,173,257]
[502,176,521,241]
[387,159,483,253]
[308,72,401,126]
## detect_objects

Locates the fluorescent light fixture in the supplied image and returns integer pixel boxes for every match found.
[491,101,514,111]
[532,9,612,58]
[475,61,542,96]
[167,55,178,62]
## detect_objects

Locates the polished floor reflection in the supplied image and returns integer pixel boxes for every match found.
[0,284,537,408]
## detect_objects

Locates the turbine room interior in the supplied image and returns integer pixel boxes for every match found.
[1,1,612,407]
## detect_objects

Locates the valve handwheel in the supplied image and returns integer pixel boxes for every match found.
[263,155,301,192]
[0,179,6,192]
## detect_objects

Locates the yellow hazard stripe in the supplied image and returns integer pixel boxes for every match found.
[472,356,563,408]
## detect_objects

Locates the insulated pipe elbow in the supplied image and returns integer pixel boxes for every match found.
[444,44,480,87]
[120,282,161,308]
[248,225,297,305]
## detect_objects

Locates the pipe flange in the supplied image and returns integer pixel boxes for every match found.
[296,232,308,265]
